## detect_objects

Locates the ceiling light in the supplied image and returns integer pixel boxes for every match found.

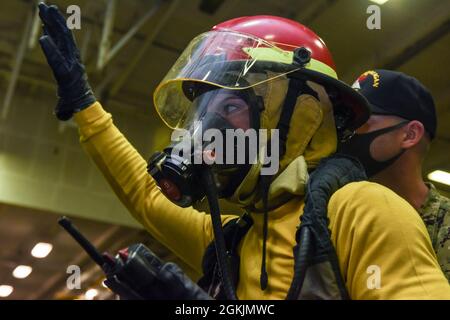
[85,289,99,300]
[0,285,13,298]
[370,0,389,4]
[31,242,53,258]
[428,170,450,186]
[12,265,32,279]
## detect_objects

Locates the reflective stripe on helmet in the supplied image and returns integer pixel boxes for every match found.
[243,47,338,80]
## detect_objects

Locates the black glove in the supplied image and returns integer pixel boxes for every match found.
[38,3,95,121]
[157,262,213,300]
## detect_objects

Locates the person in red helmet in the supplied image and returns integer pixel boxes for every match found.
[38,3,449,299]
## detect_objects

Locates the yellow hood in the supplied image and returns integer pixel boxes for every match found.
[228,75,337,210]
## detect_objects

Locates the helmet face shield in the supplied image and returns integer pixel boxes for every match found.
[192,89,253,131]
[173,85,262,136]
[154,30,304,129]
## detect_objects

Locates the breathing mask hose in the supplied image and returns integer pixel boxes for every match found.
[286,226,312,299]
[200,167,237,300]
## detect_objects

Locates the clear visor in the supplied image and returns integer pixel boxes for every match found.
[153,30,300,129]
[188,88,256,132]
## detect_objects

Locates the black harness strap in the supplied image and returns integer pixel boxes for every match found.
[258,75,319,290]
[198,213,253,299]
[286,154,367,300]
[198,155,367,300]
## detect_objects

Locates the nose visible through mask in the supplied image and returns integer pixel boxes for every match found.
[192,89,260,196]
[202,91,252,131]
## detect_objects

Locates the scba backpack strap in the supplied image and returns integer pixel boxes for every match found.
[287,154,367,300]
[198,154,367,300]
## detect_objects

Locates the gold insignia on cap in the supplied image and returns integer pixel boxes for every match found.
[357,70,380,88]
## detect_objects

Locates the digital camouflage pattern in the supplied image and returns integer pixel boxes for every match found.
[419,183,450,282]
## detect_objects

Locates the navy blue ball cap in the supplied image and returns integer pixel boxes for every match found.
[352,69,437,139]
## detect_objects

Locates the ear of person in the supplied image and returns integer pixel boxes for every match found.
[402,120,425,148]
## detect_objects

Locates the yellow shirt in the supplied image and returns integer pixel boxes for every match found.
[74,102,450,299]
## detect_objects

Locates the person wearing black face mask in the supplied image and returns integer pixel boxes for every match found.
[339,119,409,178]
[339,69,450,281]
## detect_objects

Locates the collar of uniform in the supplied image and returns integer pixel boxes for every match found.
[419,182,439,219]
[250,196,304,224]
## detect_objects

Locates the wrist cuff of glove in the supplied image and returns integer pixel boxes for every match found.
[74,91,97,112]
[56,91,96,121]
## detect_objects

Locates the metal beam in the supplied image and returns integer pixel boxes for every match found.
[0,65,150,114]
[80,26,92,59]
[76,0,97,60]
[97,0,116,71]
[105,0,163,66]
[96,0,163,71]
[293,0,337,25]
[383,18,450,70]
[342,1,450,82]
[28,0,45,49]
[1,10,32,119]
[110,0,181,96]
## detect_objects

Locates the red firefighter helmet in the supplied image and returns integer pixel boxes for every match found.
[154,15,369,134]
[213,15,336,72]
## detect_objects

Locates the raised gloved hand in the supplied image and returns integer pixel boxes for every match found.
[38,3,95,121]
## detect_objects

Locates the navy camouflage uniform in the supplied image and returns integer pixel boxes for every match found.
[420,183,450,282]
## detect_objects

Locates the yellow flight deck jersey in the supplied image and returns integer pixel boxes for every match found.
[74,102,450,299]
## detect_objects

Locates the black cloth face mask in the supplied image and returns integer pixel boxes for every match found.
[338,121,409,177]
